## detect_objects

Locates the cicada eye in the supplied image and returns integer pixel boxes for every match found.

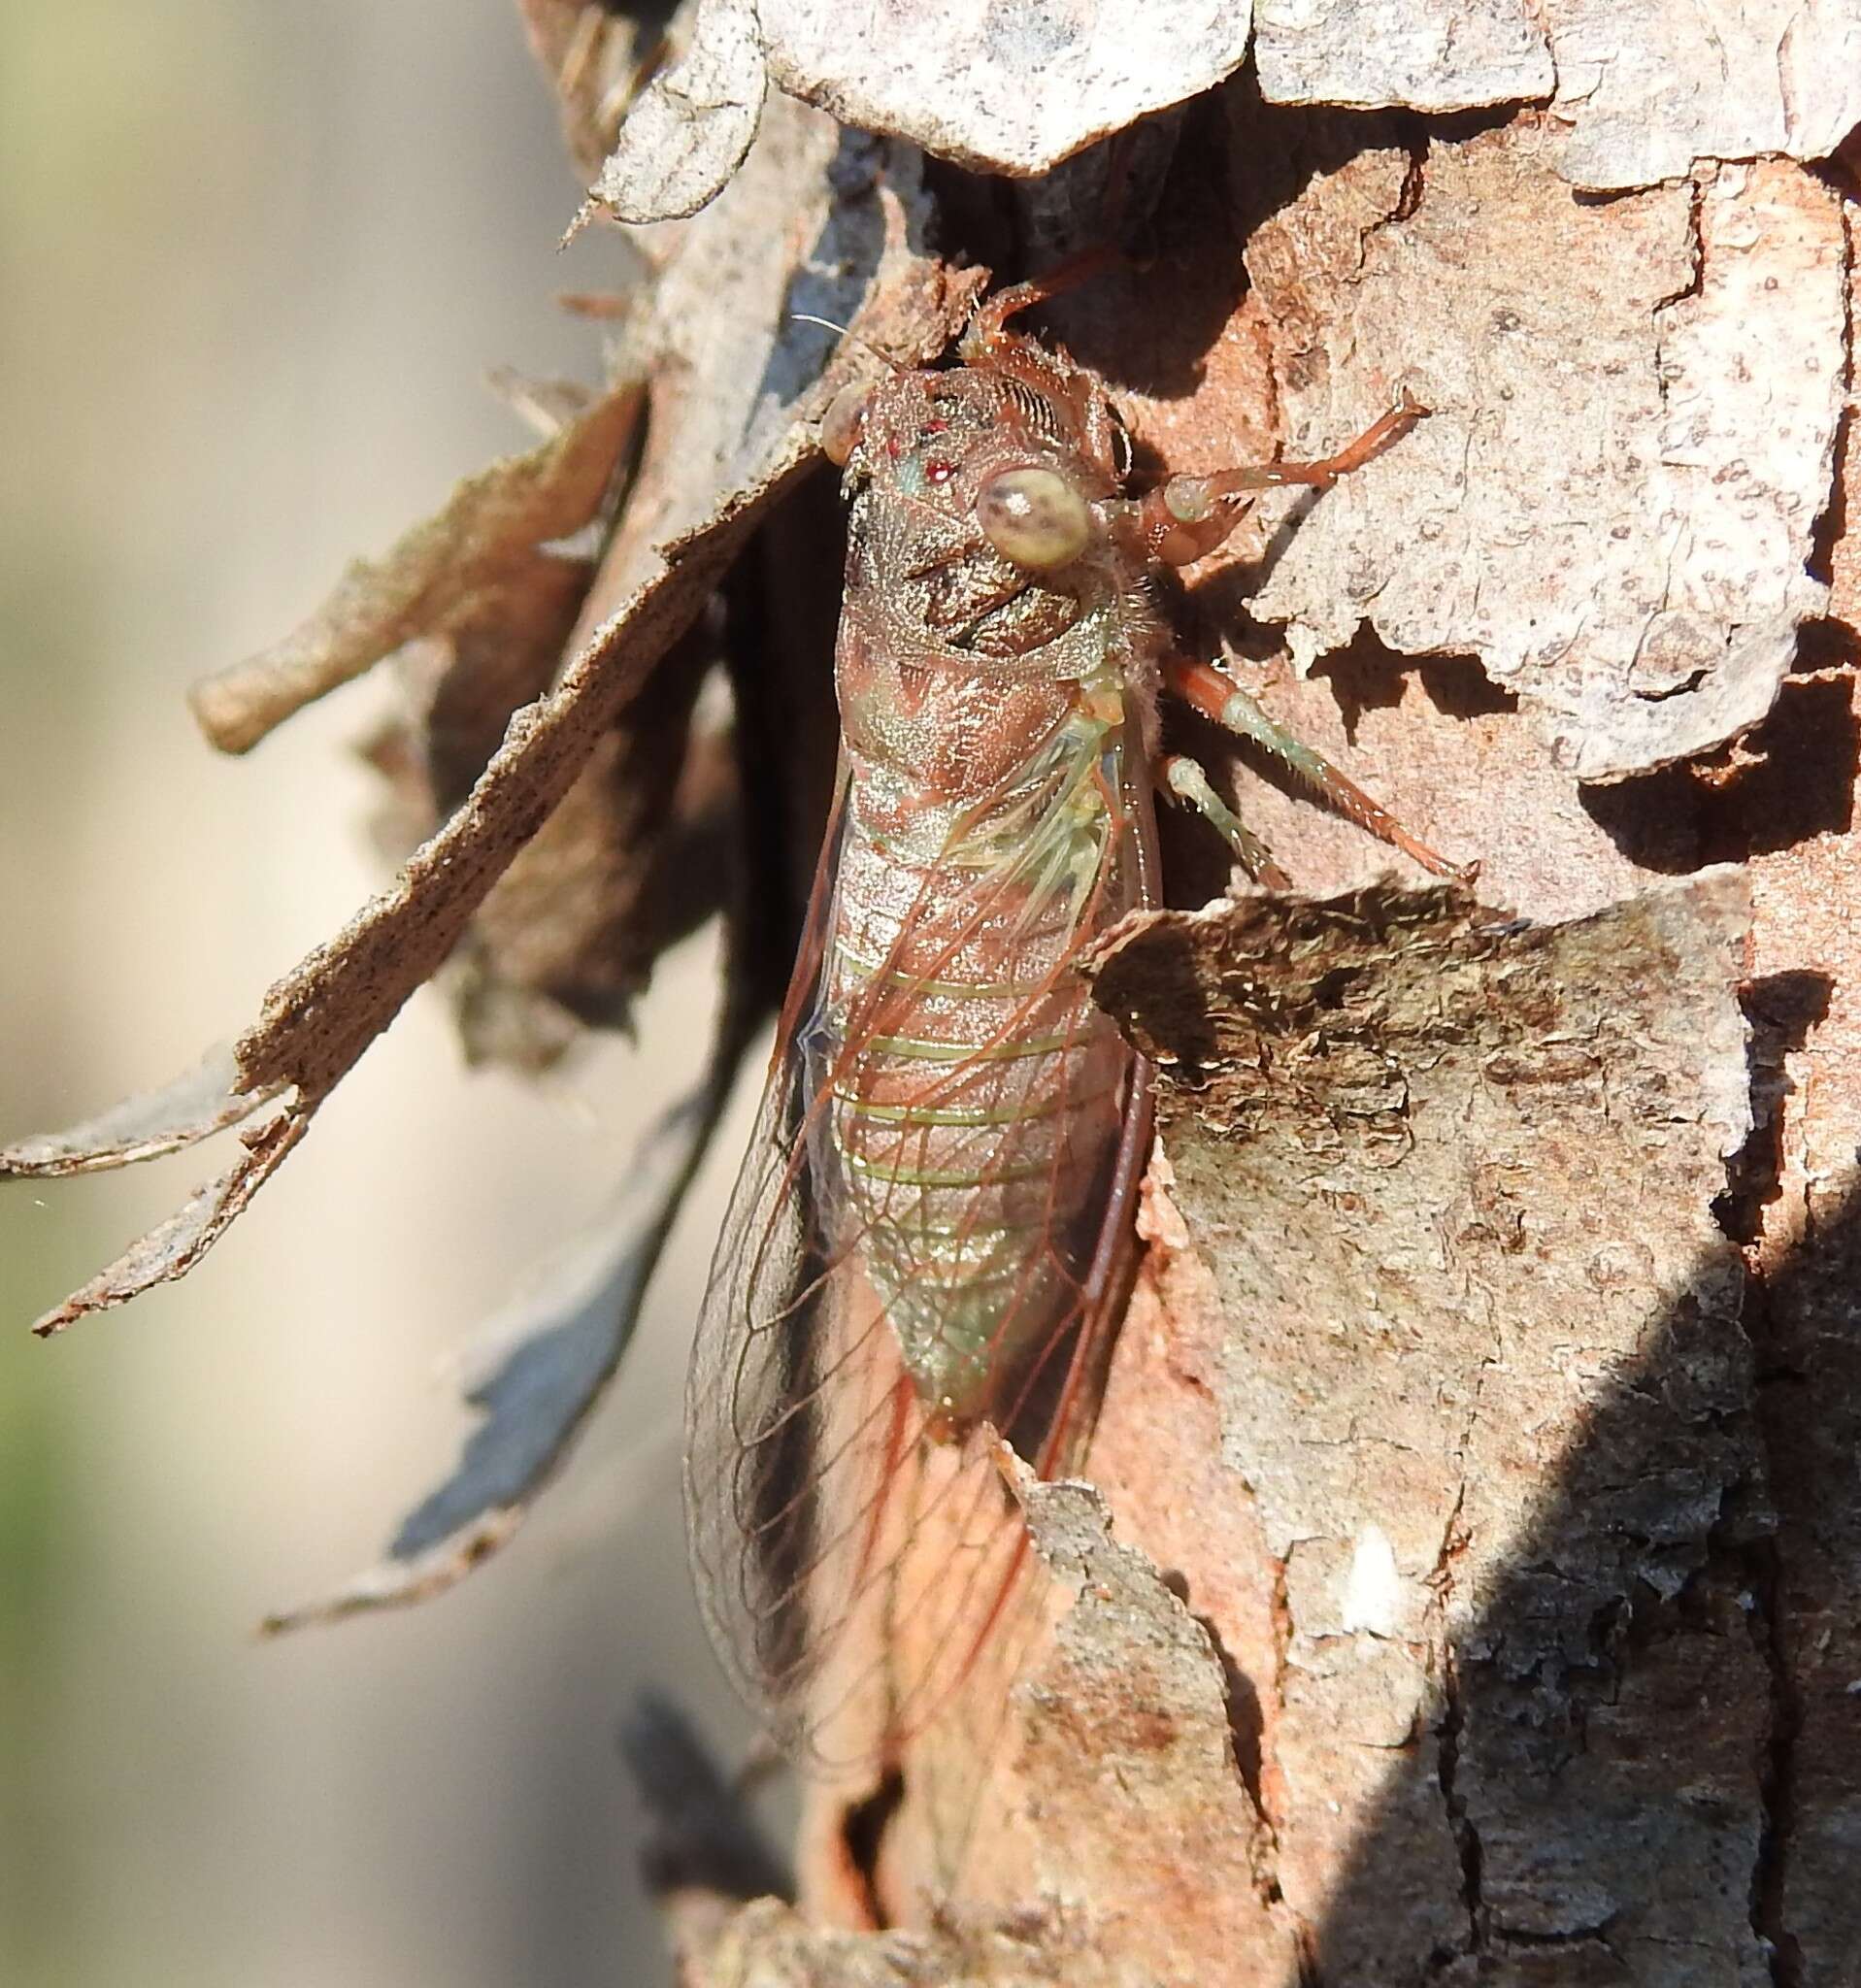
[976,466,1093,569]
[820,382,872,467]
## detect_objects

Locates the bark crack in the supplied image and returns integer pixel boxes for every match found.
[1744,1514,1806,1987]
[1651,171,1710,316]
[1805,188,1853,590]
[1187,1603,1282,1906]
[1432,1548,1484,1964]
[1266,1548,1326,1985]
[1427,1295,1491,1966]
[1720,973,1819,1983]
[1362,141,1427,260]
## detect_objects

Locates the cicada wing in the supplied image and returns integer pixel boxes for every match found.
[835,1052,1156,1891]
[685,743,1156,1828]
[683,771,847,1740]
[685,995,1053,1773]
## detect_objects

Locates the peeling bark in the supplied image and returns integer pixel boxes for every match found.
[1242,136,1844,781]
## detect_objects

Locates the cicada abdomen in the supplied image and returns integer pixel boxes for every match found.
[686,267,1461,1833]
[821,614,1145,1427]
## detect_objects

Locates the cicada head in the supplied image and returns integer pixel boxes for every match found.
[831,361,1131,670]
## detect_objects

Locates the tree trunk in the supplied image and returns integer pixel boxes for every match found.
[13,6,1854,1982]
[622,10,1858,1988]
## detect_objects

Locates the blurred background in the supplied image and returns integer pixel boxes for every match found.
[0,6,753,1983]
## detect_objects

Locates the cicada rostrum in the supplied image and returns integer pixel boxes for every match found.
[684,265,1461,1799]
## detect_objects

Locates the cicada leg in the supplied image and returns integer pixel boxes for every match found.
[1133,391,1428,567]
[959,249,1129,478]
[1156,752,1291,890]
[959,246,1121,356]
[1164,654,1470,880]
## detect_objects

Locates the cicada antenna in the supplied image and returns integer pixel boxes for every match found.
[788,313,907,374]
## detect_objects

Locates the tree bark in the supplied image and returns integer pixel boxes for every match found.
[615,10,1859,1987]
[14,6,1854,1981]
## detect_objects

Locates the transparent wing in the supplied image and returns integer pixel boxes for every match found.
[684,746,1154,1800]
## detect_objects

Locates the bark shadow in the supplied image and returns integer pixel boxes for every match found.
[1303,1152,1858,1982]
[1583,672,1858,874]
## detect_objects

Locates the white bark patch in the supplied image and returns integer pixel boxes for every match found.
[1545,0,1861,192]
[1341,1523,1406,1636]
[1285,1532,1432,1643]
[1246,138,1846,779]
[759,0,1252,176]
[1255,0,1554,113]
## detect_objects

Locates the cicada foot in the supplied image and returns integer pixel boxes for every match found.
[958,245,1124,359]
[1163,654,1470,882]
[1157,753,1292,891]
[982,1428,1034,1503]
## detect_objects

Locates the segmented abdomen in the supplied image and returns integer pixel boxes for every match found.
[811,708,1137,1423]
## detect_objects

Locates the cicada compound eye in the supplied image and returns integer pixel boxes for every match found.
[819,382,872,467]
[976,465,1093,570]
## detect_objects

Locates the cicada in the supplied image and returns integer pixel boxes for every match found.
[685,266,1458,1799]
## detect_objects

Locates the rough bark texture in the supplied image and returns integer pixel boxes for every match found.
[11,4,1861,1982]
[1084,876,1762,1984]
[611,11,1861,1988]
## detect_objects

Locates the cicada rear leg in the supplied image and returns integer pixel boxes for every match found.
[1163,654,1469,881]
[1156,752,1291,890]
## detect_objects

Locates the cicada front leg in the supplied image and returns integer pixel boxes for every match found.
[958,246,1122,357]
[1130,391,1428,567]
[1138,390,1465,880]
[1163,653,1469,880]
